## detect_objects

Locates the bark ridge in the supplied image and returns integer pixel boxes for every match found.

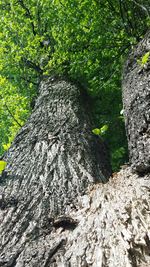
[123,30,150,173]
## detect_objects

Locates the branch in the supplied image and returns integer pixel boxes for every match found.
[118,0,135,37]
[5,103,23,127]
[122,1,135,35]
[22,58,43,74]
[17,0,36,36]
[119,0,128,33]
[21,76,39,86]
[131,0,149,17]
[37,3,41,33]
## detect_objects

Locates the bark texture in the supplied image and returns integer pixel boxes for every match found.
[0,166,150,267]
[0,78,112,266]
[122,30,150,173]
[3,78,111,216]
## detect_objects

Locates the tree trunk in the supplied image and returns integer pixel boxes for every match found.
[122,30,150,173]
[3,78,111,215]
[0,31,150,266]
[0,78,111,266]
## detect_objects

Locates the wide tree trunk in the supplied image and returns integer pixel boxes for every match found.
[0,31,150,266]
[0,78,111,266]
[2,78,111,214]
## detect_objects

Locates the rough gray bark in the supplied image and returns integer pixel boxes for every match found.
[0,166,150,267]
[3,78,111,215]
[0,78,111,266]
[122,30,150,173]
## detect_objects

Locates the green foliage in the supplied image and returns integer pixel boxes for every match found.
[111,147,127,172]
[92,125,109,136]
[3,143,11,151]
[142,52,150,65]
[0,160,7,174]
[92,128,101,136]
[137,51,150,66]
[0,0,149,170]
[0,75,31,155]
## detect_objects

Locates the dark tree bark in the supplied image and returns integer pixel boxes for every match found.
[0,78,111,266]
[3,78,111,215]
[122,30,150,173]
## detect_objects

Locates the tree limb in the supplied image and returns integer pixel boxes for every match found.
[22,58,43,74]
[131,0,149,17]
[17,0,36,36]
[5,103,23,127]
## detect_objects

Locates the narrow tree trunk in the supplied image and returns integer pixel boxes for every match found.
[122,30,150,173]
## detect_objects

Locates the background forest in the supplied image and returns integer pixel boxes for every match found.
[0,0,149,171]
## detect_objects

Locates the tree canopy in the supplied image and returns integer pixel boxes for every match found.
[0,0,149,170]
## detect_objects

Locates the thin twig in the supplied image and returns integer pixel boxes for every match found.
[5,103,23,127]
[22,58,43,74]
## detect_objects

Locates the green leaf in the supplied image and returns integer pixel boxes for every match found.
[92,124,109,136]
[100,124,108,134]
[3,143,11,151]
[120,109,124,115]
[0,160,7,174]
[141,52,150,65]
[92,128,101,135]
